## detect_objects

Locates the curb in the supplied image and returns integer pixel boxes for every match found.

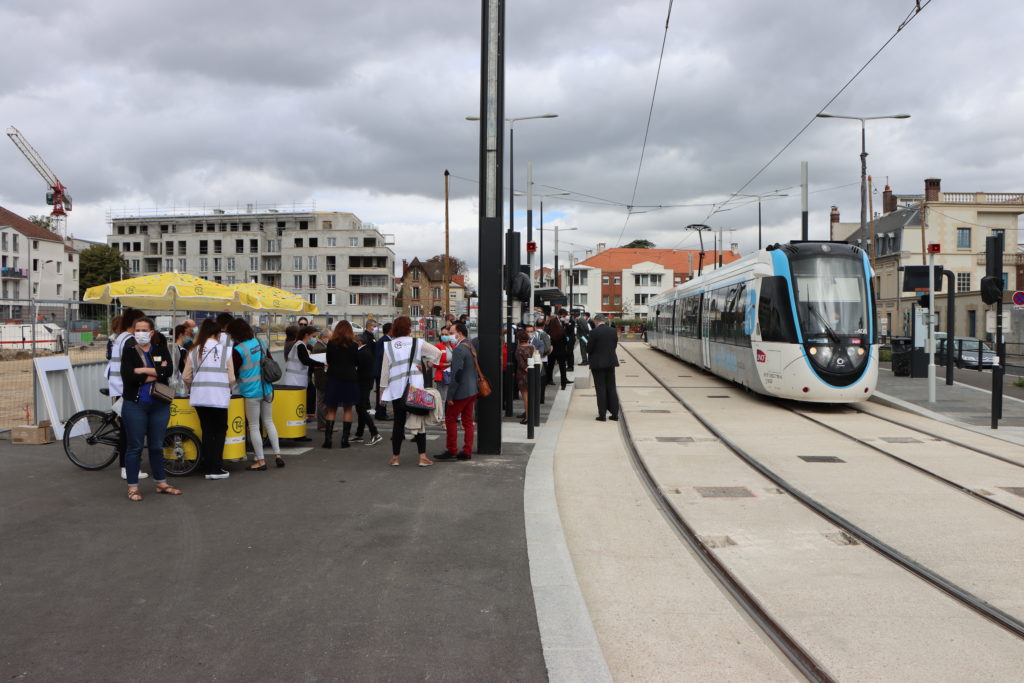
[870,391,1024,447]
[523,375,614,683]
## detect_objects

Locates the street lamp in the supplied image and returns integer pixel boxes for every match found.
[816,113,910,260]
[685,224,712,276]
[548,226,578,290]
[30,258,55,355]
[732,192,789,250]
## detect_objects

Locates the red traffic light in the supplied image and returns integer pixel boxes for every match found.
[927,243,941,253]
[526,241,537,253]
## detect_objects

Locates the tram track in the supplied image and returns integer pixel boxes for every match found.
[619,344,1024,642]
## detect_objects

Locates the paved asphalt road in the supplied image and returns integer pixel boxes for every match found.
[0,428,546,682]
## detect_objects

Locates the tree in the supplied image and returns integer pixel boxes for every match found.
[79,244,129,298]
[27,215,59,233]
[622,239,655,249]
[423,254,468,276]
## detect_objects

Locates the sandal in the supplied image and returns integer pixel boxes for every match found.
[127,488,142,502]
[155,484,182,496]
[248,463,268,471]
[389,456,400,467]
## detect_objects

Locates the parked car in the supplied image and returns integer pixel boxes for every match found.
[936,336,999,369]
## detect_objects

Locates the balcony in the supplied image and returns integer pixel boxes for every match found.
[975,252,1024,266]
[1,267,28,279]
[940,192,1024,205]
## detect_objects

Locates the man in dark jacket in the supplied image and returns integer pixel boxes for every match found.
[586,314,619,421]
[575,313,590,365]
[434,323,479,461]
[353,331,383,445]
[374,322,392,420]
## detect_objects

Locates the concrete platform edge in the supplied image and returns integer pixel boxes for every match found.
[870,390,1024,446]
[523,383,614,683]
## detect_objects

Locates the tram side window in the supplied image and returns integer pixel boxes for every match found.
[674,298,687,336]
[684,295,700,337]
[758,276,798,343]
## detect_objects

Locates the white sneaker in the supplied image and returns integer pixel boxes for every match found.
[205,470,230,480]
[368,434,383,446]
[121,468,149,480]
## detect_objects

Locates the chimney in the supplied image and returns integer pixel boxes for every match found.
[730,242,738,253]
[830,206,840,225]
[883,185,896,214]
[402,259,408,275]
[925,178,941,202]
[596,242,606,253]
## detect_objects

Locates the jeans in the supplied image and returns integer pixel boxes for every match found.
[121,399,170,486]
[196,406,228,474]
[445,395,477,456]
[244,396,280,462]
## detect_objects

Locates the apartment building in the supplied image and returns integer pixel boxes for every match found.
[0,206,80,318]
[560,246,741,318]
[107,207,398,325]
[837,178,1023,339]
[397,257,467,318]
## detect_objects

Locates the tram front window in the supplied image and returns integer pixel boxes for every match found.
[790,254,870,377]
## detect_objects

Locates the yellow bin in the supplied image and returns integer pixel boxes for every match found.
[167,395,247,462]
[272,385,308,439]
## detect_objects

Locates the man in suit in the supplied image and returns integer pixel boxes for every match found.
[575,313,590,365]
[586,314,619,422]
[311,330,330,431]
[374,322,392,420]
[434,323,480,461]
[561,309,576,371]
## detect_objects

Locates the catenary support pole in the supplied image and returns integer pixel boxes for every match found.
[927,250,936,403]
[942,269,955,386]
[801,161,809,241]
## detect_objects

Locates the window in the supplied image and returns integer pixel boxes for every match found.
[326,256,336,270]
[412,286,420,299]
[572,270,588,286]
[634,293,650,306]
[117,226,125,235]
[226,257,235,271]
[242,223,251,232]
[250,239,259,253]
[265,239,280,253]
[992,229,1005,243]
[327,238,337,247]
[572,293,587,307]
[602,275,609,285]
[299,221,309,230]
[56,284,62,296]
[199,258,208,273]
[614,295,621,305]
[199,240,208,254]
[432,287,441,298]
[131,259,140,273]
[349,237,359,247]
[235,239,244,254]
[178,241,187,254]
[178,258,187,271]
[327,274,336,289]
[293,275,303,289]
[293,256,303,270]
[1,233,6,250]
[133,242,141,252]
[323,220,333,229]
[164,259,173,271]
[250,256,258,271]
[308,275,317,289]
[309,238,318,248]
[363,237,376,248]
[1001,272,1009,289]
[56,262,62,274]
[410,305,422,317]
[412,269,420,281]
[128,225,137,234]
[327,292,336,305]
[165,242,174,256]
[160,224,169,233]
[956,227,971,249]
[229,223,238,232]
[213,258,222,272]
[350,294,358,305]
[294,238,303,248]
[214,240,222,254]
[602,295,609,305]
[956,272,971,292]
[308,255,318,270]
[613,276,621,285]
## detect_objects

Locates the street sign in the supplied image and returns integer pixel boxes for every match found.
[927,243,941,253]
[526,241,537,253]
[986,310,1012,334]
[1013,290,1024,307]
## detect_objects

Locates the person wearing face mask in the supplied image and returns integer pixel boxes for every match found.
[433,326,453,404]
[283,325,325,440]
[107,308,147,481]
[184,318,237,480]
[120,317,180,501]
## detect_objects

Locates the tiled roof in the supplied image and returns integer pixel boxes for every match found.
[0,206,64,243]
[576,248,741,274]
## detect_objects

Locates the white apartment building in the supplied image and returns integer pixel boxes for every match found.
[107,207,398,325]
[1,206,80,320]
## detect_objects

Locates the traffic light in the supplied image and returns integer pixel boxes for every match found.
[980,275,1003,305]
[917,294,930,309]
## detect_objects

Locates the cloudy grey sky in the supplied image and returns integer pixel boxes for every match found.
[2,0,1021,282]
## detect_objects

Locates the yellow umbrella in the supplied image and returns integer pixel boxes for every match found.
[83,273,241,311]
[232,282,319,314]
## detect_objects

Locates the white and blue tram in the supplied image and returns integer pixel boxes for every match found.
[648,241,878,402]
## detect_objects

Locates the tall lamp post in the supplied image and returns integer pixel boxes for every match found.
[816,113,910,260]
[685,224,712,276]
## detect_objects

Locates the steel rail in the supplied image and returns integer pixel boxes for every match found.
[622,346,1024,641]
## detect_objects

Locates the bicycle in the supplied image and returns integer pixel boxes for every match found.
[62,389,202,476]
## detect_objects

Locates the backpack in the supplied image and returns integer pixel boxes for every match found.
[258,340,283,384]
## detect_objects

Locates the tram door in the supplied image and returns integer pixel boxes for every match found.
[700,292,711,368]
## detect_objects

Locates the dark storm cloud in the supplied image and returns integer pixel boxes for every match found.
[2,0,1023,268]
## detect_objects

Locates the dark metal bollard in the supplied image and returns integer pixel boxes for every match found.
[527,355,538,439]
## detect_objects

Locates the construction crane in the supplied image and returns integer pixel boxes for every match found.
[6,126,72,237]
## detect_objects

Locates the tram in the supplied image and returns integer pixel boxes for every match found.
[648,241,877,402]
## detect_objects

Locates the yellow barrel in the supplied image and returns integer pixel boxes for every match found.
[167,398,201,464]
[224,395,247,461]
[272,385,308,439]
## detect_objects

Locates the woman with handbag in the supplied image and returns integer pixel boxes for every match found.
[119,317,180,501]
[322,321,363,449]
[432,326,452,404]
[227,318,283,471]
[183,318,236,480]
[379,316,441,467]
[107,308,147,480]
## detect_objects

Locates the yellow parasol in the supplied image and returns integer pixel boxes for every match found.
[232,282,319,314]
[83,273,242,311]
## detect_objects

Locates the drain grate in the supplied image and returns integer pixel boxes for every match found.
[706,395,730,399]
[879,437,922,444]
[999,487,1024,498]
[656,436,695,443]
[799,455,845,463]
[695,486,754,498]
[641,409,671,413]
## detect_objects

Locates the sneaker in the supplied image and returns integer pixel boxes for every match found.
[205,470,230,480]
[457,454,472,461]
[434,451,458,461]
[121,468,149,480]
[368,434,383,446]
[351,434,365,443]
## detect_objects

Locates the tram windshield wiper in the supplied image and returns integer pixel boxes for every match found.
[808,305,840,344]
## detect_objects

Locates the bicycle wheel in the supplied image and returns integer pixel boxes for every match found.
[63,410,120,470]
[163,427,202,477]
